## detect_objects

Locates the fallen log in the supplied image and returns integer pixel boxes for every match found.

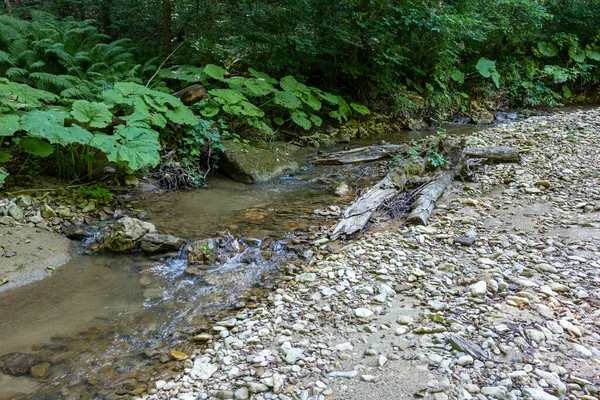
[407,168,457,226]
[314,144,408,165]
[463,146,520,163]
[172,84,209,106]
[331,169,408,239]
[330,145,521,237]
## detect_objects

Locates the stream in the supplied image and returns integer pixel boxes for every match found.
[0,125,482,399]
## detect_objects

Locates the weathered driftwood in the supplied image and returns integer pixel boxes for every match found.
[331,169,408,239]
[463,146,520,163]
[407,168,457,226]
[172,84,208,105]
[330,145,521,237]
[314,144,408,165]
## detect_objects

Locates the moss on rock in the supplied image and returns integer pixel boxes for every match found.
[220,141,299,183]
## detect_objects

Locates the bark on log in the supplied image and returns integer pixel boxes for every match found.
[330,145,521,237]
[314,144,408,165]
[463,146,520,163]
[172,84,208,106]
[331,169,408,239]
[407,168,457,226]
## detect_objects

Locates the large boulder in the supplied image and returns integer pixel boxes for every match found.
[471,110,495,125]
[219,141,299,183]
[0,352,43,376]
[140,233,186,254]
[104,217,156,252]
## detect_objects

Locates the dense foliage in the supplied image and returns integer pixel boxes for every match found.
[1,0,599,185]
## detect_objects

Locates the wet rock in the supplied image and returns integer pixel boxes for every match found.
[169,349,188,360]
[40,204,57,218]
[333,182,351,197]
[140,233,185,254]
[124,175,139,186]
[62,224,93,240]
[220,140,299,183]
[0,352,43,376]
[103,217,156,252]
[471,110,495,125]
[30,362,51,378]
[187,238,218,266]
[7,206,23,221]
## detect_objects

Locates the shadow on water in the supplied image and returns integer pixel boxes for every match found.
[0,124,484,398]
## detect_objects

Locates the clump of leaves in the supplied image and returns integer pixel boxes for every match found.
[427,150,447,169]
[0,79,198,184]
[160,64,370,137]
[78,185,113,202]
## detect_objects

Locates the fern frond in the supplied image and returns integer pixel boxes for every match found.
[29,72,73,90]
[8,39,29,59]
[6,67,29,79]
[29,60,47,69]
[0,51,13,65]
[87,62,108,73]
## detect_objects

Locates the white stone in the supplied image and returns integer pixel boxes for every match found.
[355,308,374,318]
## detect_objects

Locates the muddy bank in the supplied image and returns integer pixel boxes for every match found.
[0,226,74,292]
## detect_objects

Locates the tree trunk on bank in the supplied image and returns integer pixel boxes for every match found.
[3,0,12,16]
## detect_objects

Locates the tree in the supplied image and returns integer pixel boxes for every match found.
[3,0,12,16]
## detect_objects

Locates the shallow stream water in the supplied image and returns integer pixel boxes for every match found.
[0,125,480,399]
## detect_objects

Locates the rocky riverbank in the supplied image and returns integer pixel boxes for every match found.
[148,107,600,400]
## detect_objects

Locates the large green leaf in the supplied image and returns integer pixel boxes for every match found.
[71,100,113,129]
[90,125,160,170]
[538,42,558,57]
[209,89,246,105]
[158,66,206,83]
[274,91,302,109]
[280,76,299,92]
[21,111,93,146]
[198,101,220,117]
[586,46,600,61]
[290,110,311,130]
[165,106,198,125]
[568,46,586,63]
[18,137,54,157]
[310,114,323,127]
[544,65,569,83]
[0,81,58,110]
[350,102,370,115]
[0,168,8,184]
[204,64,228,81]
[0,114,20,136]
[475,58,500,88]
[243,79,277,97]
[0,151,12,162]
[302,94,321,111]
[450,70,465,84]
[248,68,278,84]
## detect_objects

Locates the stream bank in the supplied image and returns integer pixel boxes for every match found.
[149,107,600,400]
[2,107,597,399]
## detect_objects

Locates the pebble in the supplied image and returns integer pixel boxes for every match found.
[457,355,474,366]
[355,308,374,318]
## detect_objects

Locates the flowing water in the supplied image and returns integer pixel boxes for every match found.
[0,125,481,399]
